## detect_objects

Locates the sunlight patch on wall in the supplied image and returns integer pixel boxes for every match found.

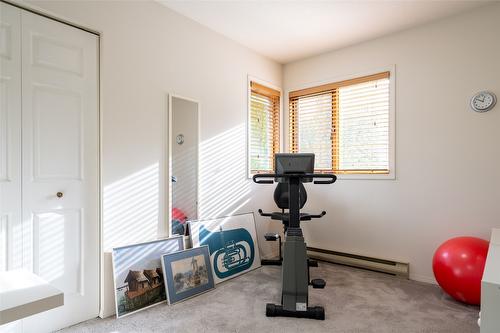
[103,163,159,251]
[199,124,251,219]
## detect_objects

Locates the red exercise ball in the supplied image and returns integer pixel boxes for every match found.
[432,236,489,305]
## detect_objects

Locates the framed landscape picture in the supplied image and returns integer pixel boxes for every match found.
[112,236,184,318]
[161,245,215,304]
[189,213,261,284]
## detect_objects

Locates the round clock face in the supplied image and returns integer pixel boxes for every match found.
[471,91,497,112]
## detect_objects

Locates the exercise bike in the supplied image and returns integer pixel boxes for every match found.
[253,153,336,320]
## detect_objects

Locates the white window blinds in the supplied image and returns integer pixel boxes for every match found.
[289,72,390,174]
[296,92,333,170]
[249,81,280,173]
[338,78,389,171]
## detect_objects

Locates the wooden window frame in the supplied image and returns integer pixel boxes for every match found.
[289,70,394,177]
[247,77,282,177]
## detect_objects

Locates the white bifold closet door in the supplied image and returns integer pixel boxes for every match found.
[0,3,99,332]
[0,2,22,275]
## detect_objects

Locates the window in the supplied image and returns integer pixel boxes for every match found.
[249,80,281,174]
[289,72,391,174]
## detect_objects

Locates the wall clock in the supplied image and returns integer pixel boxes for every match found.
[470,91,497,113]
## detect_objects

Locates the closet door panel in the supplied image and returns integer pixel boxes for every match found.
[21,9,99,333]
[0,1,22,274]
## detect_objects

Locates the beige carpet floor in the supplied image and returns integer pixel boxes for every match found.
[60,262,479,333]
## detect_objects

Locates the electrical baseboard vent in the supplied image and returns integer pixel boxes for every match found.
[307,247,409,279]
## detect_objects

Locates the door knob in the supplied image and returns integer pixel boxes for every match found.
[56,192,64,198]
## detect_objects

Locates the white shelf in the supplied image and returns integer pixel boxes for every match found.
[490,229,500,245]
[482,243,500,285]
[480,228,500,333]
[0,270,64,325]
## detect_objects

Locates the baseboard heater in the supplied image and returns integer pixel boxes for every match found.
[307,247,409,279]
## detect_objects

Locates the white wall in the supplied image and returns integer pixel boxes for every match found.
[23,0,281,247]
[21,0,500,289]
[284,3,500,282]
[21,0,282,316]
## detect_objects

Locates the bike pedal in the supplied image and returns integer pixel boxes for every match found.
[261,259,282,266]
[308,259,318,267]
[264,233,279,241]
[310,278,326,289]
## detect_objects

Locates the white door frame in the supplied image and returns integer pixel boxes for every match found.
[5,0,103,319]
[163,94,200,237]
[4,0,101,35]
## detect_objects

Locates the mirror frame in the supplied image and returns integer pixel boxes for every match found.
[163,93,200,237]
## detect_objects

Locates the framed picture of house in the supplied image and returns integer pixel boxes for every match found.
[189,213,261,284]
[111,236,184,318]
[161,245,215,304]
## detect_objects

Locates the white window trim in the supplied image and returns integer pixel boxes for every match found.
[247,75,283,178]
[285,65,396,180]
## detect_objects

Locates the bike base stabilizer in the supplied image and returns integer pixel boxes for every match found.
[265,303,325,320]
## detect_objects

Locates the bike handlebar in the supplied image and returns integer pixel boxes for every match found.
[252,173,337,185]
